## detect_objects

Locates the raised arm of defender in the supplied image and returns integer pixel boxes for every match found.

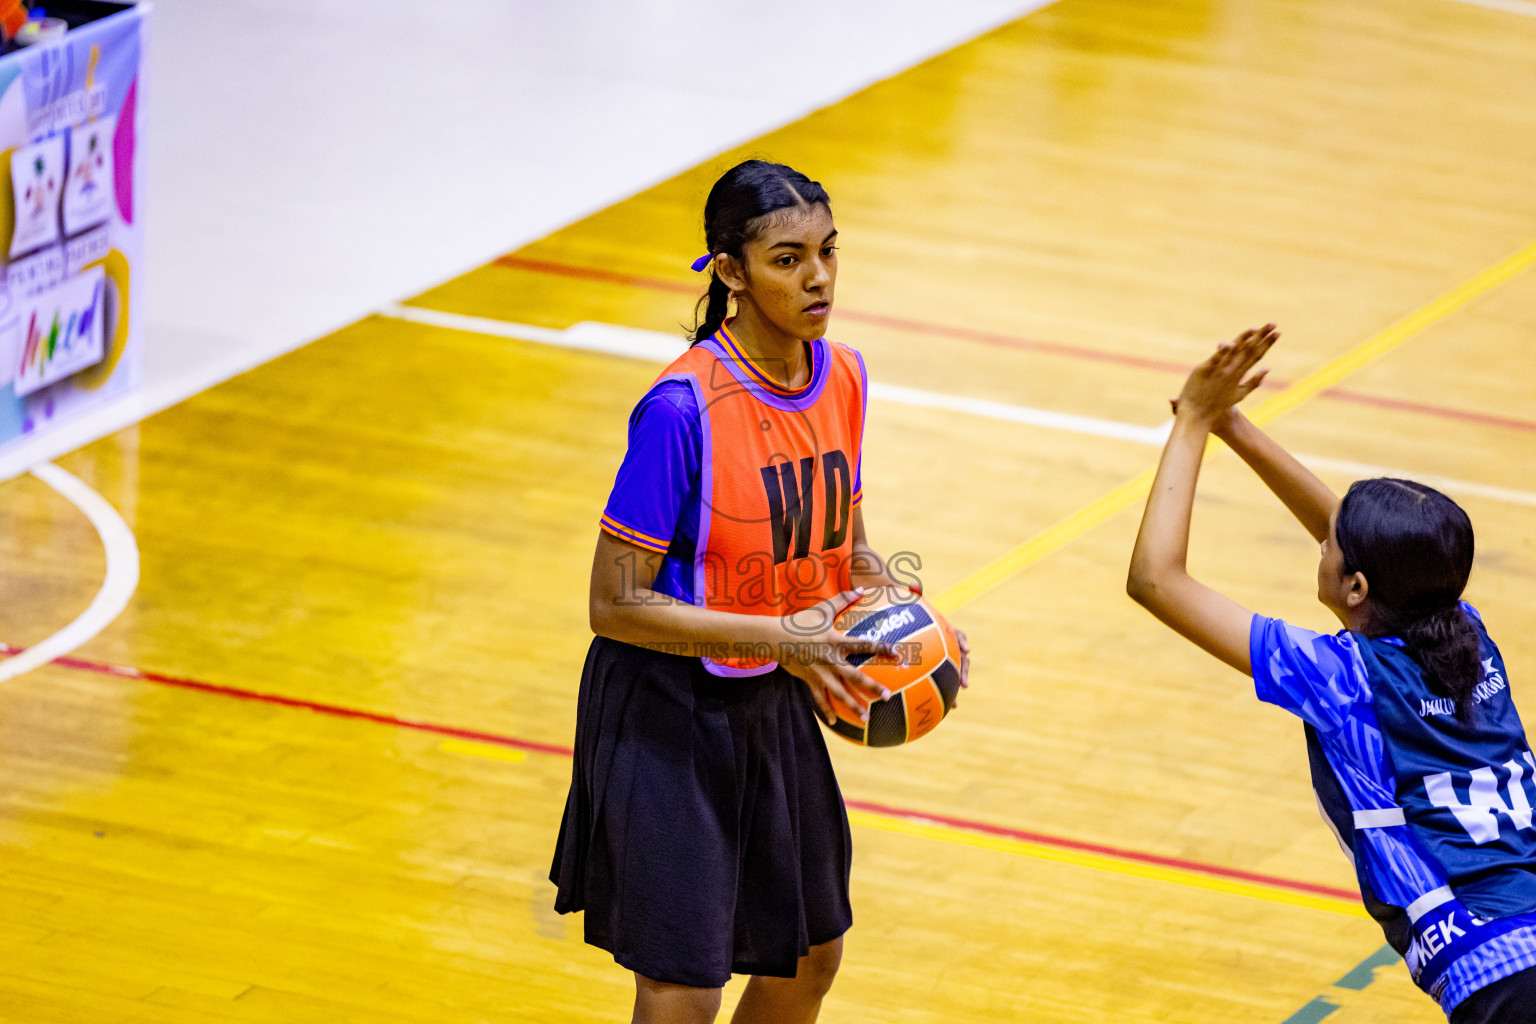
[1208,408,1338,544]
[1127,326,1278,675]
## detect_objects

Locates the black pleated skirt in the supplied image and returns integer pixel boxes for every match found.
[550,636,853,988]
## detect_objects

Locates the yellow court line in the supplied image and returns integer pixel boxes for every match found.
[847,809,1368,918]
[439,738,527,763]
[932,238,1536,615]
[931,468,1156,615]
[1246,239,1536,425]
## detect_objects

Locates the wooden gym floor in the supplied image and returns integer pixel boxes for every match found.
[3,0,1536,1020]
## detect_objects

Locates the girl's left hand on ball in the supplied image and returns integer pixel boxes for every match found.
[954,629,970,707]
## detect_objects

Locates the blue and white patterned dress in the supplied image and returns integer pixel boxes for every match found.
[1251,604,1536,1014]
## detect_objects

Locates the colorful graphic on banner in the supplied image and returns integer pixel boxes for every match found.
[9,134,63,256]
[63,113,114,235]
[13,263,103,396]
[0,6,146,451]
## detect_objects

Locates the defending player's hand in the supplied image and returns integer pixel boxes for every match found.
[1173,324,1277,429]
[779,588,895,726]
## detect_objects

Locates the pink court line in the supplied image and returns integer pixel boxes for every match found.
[2,642,1360,906]
[485,254,1536,436]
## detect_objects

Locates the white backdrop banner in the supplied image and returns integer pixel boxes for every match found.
[0,4,144,454]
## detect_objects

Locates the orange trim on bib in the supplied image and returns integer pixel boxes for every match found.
[717,322,817,396]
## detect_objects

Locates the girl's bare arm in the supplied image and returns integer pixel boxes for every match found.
[1128,327,1279,675]
[1215,409,1338,544]
[587,530,890,722]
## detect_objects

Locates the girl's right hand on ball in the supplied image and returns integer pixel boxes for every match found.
[779,588,895,726]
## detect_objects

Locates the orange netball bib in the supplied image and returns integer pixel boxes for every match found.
[656,324,867,676]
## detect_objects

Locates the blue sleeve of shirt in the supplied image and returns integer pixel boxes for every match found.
[1460,600,1483,627]
[851,345,866,507]
[599,380,700,554]
[1250,615,1373,736]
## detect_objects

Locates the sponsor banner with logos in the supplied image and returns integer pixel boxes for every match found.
[0,5,145,454]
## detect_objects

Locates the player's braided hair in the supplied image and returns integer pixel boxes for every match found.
[1335,478,1482,719]
[691,160,831,345]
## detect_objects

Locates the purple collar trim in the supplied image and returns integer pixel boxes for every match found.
[702,331,830,412]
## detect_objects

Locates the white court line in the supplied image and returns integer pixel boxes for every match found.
[1445,0,1536,17]
[868,381,1170,445]
[377,305,1536,509]
[379,303,1159,441]
[0,461,140,682]
[1297,455,1536,509]
[381,303,687,362]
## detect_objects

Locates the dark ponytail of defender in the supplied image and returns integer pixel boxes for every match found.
[691,160,831,344]
[1335,478,1481,718]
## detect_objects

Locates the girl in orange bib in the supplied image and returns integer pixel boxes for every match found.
[551,161,969,1023]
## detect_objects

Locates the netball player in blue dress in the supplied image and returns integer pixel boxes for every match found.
[552,160,970,1024]
[1127,326,1536,1021]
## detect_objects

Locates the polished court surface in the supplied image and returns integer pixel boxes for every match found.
[4,0,1536,1020]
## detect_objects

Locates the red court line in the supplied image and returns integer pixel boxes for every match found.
[494,255,698,298]
[5,642,1359,905]
[1,645,575,758]
[490,254,1190,373]
[485,254,1536,436]
[1316,389,1536,434]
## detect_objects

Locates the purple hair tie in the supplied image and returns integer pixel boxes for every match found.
[690,253,713,272]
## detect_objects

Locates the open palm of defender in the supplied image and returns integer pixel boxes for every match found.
[1170,323,1278,425]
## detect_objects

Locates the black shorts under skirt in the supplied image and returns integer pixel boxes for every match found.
[550,637,854,988]
[1451,965,1536,1024]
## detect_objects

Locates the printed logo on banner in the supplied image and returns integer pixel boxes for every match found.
[13,265,105,397]
[63,115,115,235]
[65,225,109,275]
[28,85,107,138]
[9,137,65,257]
[8,244,66,299]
